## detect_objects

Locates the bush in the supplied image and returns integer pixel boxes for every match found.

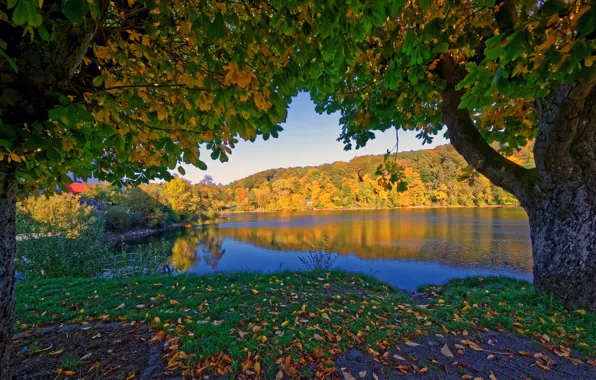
[82,184,121,203]
[16,217,111,279]
[299,239,337,271]
[105,206,144,231]
[17,194,96,238]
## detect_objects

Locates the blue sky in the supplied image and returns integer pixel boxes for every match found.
[180,92,449,184]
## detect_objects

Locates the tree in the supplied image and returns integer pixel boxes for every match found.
[304,0,596,311]
[0,0,307,375]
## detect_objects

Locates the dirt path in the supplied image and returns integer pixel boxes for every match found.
[336,330,596,379]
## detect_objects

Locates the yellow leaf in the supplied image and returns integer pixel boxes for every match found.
[154,317,160,323]
[170,299,180,305]
[251,289,259,295]
[281,320,289,327]
[50,349,64,356]
[574,309,586,315]
[321,312,330,320]
[583,56,595,67]
[254,362,261,373]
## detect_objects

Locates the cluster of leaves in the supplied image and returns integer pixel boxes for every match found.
[1,0,313,192]
[15,272,596,378]
[308,0,595,154]
[17,193,96,238]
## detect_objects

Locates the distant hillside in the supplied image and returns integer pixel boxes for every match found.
[225,144,533,211]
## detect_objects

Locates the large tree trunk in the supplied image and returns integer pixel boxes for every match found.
[438,53,596,311]
[528,82,596,311]
[526,186,596,310]
[0,162,16,379]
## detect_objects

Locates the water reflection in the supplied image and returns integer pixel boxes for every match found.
[137,208,533,290]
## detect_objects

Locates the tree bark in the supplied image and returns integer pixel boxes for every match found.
[440,59,596,310]
[0,161,16,379]
[528,81,596,311]
[527,185,596,311]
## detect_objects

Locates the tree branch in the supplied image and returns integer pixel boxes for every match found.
[436,54,532,204]
[96,84,215,93]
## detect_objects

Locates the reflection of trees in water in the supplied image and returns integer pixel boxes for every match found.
[192,211,532,273]
[169,226,225,271]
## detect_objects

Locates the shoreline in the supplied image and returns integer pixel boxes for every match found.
[219,204,521,215]
[103,222,187,245]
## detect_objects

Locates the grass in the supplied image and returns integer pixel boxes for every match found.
[421,276,596,356]
[16,272,596,378]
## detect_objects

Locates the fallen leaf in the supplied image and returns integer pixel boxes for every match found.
[314,334,326,342]
[212,320,224,326]
[254,362,261,373]
[80,353,92,361]
[405,341,420,347]
[276,370,284,380]
[359,370,366,378]
[393,354,406,361]
[373,373,379,380]
[115,303,125,310]
[252,289,259,295]
[169,299,180,305]
[487,354,495,360]
[342,371,357,380]
[441,343,454,358]
[50,349,64,356]
[489,372,498,380]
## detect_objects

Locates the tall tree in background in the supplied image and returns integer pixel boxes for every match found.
[304,0,595,311]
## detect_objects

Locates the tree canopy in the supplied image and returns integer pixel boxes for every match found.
[1,0,312,192]
[2,0,594,195]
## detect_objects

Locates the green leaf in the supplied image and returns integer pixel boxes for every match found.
[207,12,227,38]
[92,75,104,87]
[61,0,88,24]
[0,139,12,147]
[577,6,596,36]
[12,0,29,25]
[0,48,18,73]
[7,0,18,9]
[197,160,208,170]
[177,166,186,175]
[46,146,63,162]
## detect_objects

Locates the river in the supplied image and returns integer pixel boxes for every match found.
[130,207,533,290]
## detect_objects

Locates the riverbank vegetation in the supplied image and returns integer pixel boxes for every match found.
[15,272,596,378]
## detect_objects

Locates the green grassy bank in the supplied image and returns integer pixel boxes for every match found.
[16,271,596,378]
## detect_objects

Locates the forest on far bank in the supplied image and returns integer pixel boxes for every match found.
[226,144,534,211]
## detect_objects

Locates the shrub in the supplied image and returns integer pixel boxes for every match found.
[299,239,337,271]
[82,184,121,203]
[105,206,144,231]
[17,194,96,238]
[16,217,111,279]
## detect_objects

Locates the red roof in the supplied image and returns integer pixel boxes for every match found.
[65,183,96,194]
